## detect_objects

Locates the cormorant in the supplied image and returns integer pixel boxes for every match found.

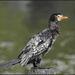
[0,13,68,71]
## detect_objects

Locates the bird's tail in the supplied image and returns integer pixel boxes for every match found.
[0,58,20,71]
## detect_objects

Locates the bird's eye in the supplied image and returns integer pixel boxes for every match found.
[58,16,60,18]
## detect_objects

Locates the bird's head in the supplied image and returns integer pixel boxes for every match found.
[49,13,68,23]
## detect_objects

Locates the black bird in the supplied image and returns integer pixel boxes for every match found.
[0,13,68,71]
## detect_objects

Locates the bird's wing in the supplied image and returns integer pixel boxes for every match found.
[20,35,45,66]
[22,28,49,54]
[20,29,51,66]
[20,38,52,66]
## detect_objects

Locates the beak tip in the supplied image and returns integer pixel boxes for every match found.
[66,16,68,19]
[62,16,68,19]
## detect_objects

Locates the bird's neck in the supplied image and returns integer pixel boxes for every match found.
[48,20,58,28]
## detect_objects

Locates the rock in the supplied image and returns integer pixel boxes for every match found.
[28,66,56,74]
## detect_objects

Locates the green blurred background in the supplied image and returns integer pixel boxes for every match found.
[0,1,75,74]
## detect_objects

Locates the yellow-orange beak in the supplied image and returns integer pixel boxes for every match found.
[60,16,68,20]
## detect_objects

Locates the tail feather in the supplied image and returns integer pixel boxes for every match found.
[21,51,32,66]
[0,58,20,71]
[21,54,30,66]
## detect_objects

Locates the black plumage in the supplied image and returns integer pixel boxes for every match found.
[0,13,68,71]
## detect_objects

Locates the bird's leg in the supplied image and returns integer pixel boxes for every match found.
[37,58,42,68]
[33,60,37,67]
[32,59,42,68]
[32,57,43,69]
[36,57,46,69]
[36,58,51,69]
